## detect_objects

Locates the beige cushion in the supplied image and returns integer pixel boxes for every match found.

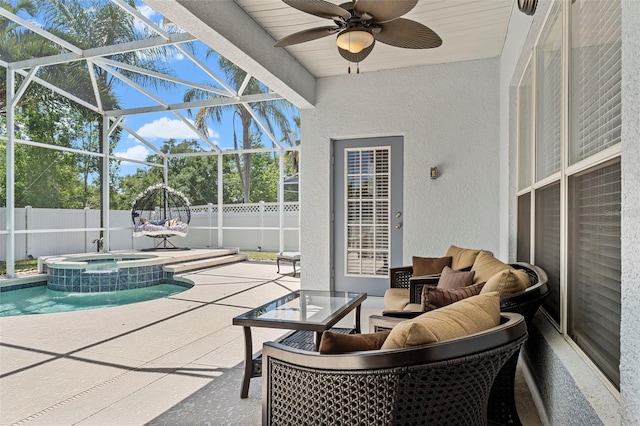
[319,330,390,354]
[381,292,501,349]
[404,303,422,311]
[471,250,511,284]
[421,282,486,311]
[481,268,530,297]
[445,245,482,270]
[412,256,452,277]
[383,288,410,310]
[437,266,475,289]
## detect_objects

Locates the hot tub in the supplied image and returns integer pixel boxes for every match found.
[44,253,168,293]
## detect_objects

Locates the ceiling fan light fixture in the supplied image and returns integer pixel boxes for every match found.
[336,30,374,54]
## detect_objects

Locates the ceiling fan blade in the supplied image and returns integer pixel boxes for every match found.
[274,26,341,47]
[338,39,375,62]
[375,18,442,49]
[283,0,351,21]
[354,0,418,23]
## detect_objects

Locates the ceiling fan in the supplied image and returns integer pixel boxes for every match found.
[274,0,442,71]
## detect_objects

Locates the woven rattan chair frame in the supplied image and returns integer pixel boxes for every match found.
[131,184,191,241]
[262,313,527,426]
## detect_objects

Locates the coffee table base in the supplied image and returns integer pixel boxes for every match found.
[240,327,355,398]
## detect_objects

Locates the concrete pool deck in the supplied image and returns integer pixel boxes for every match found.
[0,261,542,425]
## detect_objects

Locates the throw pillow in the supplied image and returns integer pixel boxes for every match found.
[471,250,511,284]
[422,281,486,311]
[445,245,482,270]
[481,268,530,297]
[381,292,501,349]
[412,256,452,277]
[319,330,391,354]
[437,266,475,289]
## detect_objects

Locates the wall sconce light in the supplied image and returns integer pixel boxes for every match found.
[430,167,438,180]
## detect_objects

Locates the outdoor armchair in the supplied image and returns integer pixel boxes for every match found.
[375,261,548,425]
[262,313,527,426]
[384,245,485,311]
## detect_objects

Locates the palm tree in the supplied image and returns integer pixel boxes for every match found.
[185,55,293,203]
[280,115,300,175]
[33,0,179,233]
[35,0,174,109]
[0,0,48,114]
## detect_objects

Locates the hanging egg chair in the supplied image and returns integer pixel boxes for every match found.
[131,183,191,249]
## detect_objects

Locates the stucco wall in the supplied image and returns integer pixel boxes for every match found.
[300,58,501,291]
[620,0,640,423]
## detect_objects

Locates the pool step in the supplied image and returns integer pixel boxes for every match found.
[164,253,248,274]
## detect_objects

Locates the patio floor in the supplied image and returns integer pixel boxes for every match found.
[0,261,541,425]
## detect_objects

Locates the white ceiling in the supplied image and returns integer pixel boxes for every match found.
[235,0,516,77]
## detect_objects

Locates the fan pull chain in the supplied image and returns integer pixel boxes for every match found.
[347,62,361,74]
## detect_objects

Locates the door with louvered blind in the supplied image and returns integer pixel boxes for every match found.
[332,137,403,296]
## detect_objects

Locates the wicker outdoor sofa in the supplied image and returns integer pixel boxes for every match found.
[262,313,527,426]
[374,261,549,425]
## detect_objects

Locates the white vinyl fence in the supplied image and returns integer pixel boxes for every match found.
[0,202,299,260]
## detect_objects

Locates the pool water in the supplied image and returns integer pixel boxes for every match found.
[0,283,189,317]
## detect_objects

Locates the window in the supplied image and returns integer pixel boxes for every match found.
[535,5,562,180]
[515,0,622,389]
[568,160,621,386]
[518,62,533,192]
[517,193,531,263]
[570,0,622,164]
[345,148,390,277]
[535,182,561,324]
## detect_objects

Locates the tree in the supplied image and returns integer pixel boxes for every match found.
[3,96,88,208]
[114,139,244,209]
[0,0,42,114]
[280,115,301,176]
[27,0,175,217]
[184,55,293,203]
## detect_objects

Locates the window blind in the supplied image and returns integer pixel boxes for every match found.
[518,62,533,191]
[535,182,561,325]
[345,148,390,277]
[517,194,531,263]
[570,0,622,164]
[568,160,621,388]
[536,5,562,180]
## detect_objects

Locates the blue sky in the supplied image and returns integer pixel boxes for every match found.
[109,2,298,174]
[9,0,298,176]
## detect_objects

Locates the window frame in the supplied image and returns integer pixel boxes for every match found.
[514,0,622,393]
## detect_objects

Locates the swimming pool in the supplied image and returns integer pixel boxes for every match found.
[0,283,190,317]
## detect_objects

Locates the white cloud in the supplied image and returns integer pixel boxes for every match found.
[137,5,157,20]
[113,145,150,164]
[128,117,219,143]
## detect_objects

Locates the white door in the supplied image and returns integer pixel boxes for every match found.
[332,136,403,296]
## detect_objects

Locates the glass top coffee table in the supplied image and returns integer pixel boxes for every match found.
[233,290,367,398]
